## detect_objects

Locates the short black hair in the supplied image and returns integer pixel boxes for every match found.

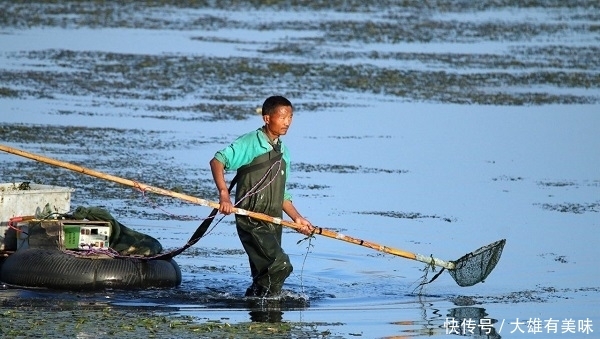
[262,95,292,115]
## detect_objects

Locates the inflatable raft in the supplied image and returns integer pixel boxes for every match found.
[0,212,181,290]
[0,247,181,290]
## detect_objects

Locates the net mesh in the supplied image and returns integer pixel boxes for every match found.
[448,239,506,287]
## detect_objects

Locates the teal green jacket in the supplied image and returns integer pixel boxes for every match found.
[214,128,292,201]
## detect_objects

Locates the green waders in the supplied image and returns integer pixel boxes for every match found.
[234,146,292,297]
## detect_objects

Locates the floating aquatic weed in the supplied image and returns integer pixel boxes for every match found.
[537,180,577,187]
[538,252,570,264]
[3,45,599,110]
[294,163,408,174]
[492,175,524,182]
[358,211,454,223]
[535,201,600,214]
[0,87,18,97]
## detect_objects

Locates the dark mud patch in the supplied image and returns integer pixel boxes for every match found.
[358,211,455,223]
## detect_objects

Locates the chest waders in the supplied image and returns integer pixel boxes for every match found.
[152,143,289,296]
[233,146,291,297]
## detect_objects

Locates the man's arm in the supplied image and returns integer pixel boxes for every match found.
[209,157,234,215]
[283,200,314,235]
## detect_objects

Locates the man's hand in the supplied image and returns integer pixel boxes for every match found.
[294,216,315,236]
[210,157,234,215]
[218,189,234,215]
[283,200,314,235]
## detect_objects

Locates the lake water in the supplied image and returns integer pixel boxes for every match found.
[1,1,599,338]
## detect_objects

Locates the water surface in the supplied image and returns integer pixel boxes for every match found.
[1,1,599,338]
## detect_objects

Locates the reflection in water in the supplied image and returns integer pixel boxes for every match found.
[247,298,283,323]
[387,296,445,338]
[386,296,501,338]
[446,307,501,339]
[246,295,308,323]
[249,308,284,322]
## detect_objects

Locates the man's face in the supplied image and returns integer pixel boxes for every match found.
[263,105,293,139]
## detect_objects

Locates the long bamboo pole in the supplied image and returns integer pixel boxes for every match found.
[0,144,455,269]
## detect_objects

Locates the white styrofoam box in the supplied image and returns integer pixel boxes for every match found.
[0,182,74,250]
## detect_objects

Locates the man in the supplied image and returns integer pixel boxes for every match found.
[209,95,313,297]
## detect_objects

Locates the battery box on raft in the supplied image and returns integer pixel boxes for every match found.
[18,220,111,251]
[63,222,111,250]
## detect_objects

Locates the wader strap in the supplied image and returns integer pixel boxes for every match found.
[236,148,282,178]
[150,150,282,260]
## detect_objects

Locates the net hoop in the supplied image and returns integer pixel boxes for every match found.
[448,239,506,287]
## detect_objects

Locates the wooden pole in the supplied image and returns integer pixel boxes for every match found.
[0,143,455,269]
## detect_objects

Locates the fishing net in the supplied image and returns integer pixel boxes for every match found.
[448,239,506,287]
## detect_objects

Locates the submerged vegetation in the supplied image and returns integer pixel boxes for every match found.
[1,1,598,112]
[1,48,598,108]
[0,307,344,338]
